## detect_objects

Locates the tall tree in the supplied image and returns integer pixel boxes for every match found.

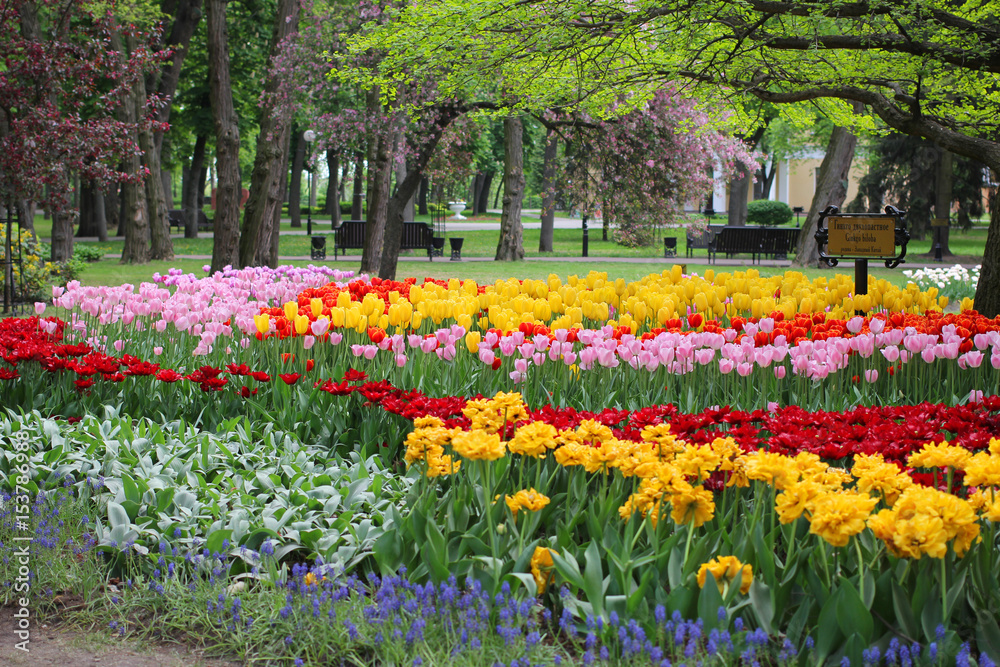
[538,128,557,252]
[205,0,241,272]
[1,3,161,263]
[796,126,859,266]
[240,0,300,268]
[357,0,1000,314]
[496,117,526,261]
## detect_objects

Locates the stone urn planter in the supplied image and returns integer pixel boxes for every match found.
[448,201,467,220]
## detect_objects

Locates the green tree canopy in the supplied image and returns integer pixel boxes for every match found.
[351,0,1000,314]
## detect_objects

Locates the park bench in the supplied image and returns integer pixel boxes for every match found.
[685,225,724,259]
[333,220,436,260]
[168,209,210,233]
[710,226,801,264]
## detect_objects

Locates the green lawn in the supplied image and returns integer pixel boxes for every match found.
[77,255,925,290]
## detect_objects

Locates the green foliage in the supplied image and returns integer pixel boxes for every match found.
[0,410,410,567]
[73,245,107,263]
[0,226,49,301]
[746,200,792,227]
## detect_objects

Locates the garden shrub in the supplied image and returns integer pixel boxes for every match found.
[746,200,793,226]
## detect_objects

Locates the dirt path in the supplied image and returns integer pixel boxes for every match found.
[0,606,242,667]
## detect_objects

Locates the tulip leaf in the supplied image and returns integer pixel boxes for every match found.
[835,580,873,643]
[816,586,845,662]
[976,610,1000,664]
[582,540,607,616]
[697,573,725,630]
[749,579,774,635]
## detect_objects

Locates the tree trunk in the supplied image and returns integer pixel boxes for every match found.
[77,180,96,237]
[94,185,108,242]
[239,0,299,267]
[263,140,290,267]
[794,125,859,267]
[471,172,485,214]
[539,130,557,251]
[104,185,119,235]
[496,116,526,261]
[378,109,462,280]
[727,173,751,226]
[153,0,204,154]
[927,148,954,256]
[288,129,304,228]
[206,0,241,272]
[162,169,174,210]
[974,185,1000,316]
[183,134,207,238]
[479,172,494,215]
[110,30,149,263]
[325,149,339,215]
[396,161,416,222]
[133,34,173,262]
[418,176,429,215]
[363,123,395,274]
[351,153,364,220]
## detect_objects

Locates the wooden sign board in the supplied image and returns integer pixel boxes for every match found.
[826,216,897,258]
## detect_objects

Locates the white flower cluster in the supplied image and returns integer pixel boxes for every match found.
[903,264,980,300]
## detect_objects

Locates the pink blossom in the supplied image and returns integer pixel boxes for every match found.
[303,335,316,350]
[864,369,878,383]
[868,317,885,335]
[329,332,343,346]
[773,365,786,379]
[968,389,984,404]
[153,347,163,356]
[718,358,735,374]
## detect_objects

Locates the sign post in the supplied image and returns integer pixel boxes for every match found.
[814,205,909,313]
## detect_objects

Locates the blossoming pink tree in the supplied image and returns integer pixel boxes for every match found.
[553,89,758,246]
[0,0,167,262]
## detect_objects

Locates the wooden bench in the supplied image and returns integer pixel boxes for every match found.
[686,225,724,259]
[168,209,210,232]
[333,220,436,260]
[710,226,800,264]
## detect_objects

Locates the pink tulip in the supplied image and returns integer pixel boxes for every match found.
[408,334,423,348]
[737,362,753,377]
[767,401,779,412]
[881,346,900,363]
[695,348,716,365]
[351,344,365,357]
[420,338,438,354]
[962,351,984,368]
[329,332,343,346]
[562,351,577,366]
[303,335,316,350]
[864,369,878,383]
[311,318,330,337]
[34,302,46,315]
[363,345,378,360]
[718,358,735,374]
[968,390,984,404]
[868,317,885,334]
[974,333,990,350]
[153,347,163,356]
[921,348,936,364]
[846,316,863,334]
[395,354,408,368]
[479,348,496,365]
[773,365,786,379]
[759,317,774,334]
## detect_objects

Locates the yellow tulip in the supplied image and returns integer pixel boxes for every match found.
[253,314,270,334]
[310,298,323,318]
[283,301,298,321]
[294,314,309,336]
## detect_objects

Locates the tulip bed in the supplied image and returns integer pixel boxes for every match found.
[2,265,1000,666]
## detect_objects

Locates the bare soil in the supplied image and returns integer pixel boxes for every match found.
[0,604,242,667]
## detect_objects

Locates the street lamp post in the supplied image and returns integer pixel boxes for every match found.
[303,130,316,237]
